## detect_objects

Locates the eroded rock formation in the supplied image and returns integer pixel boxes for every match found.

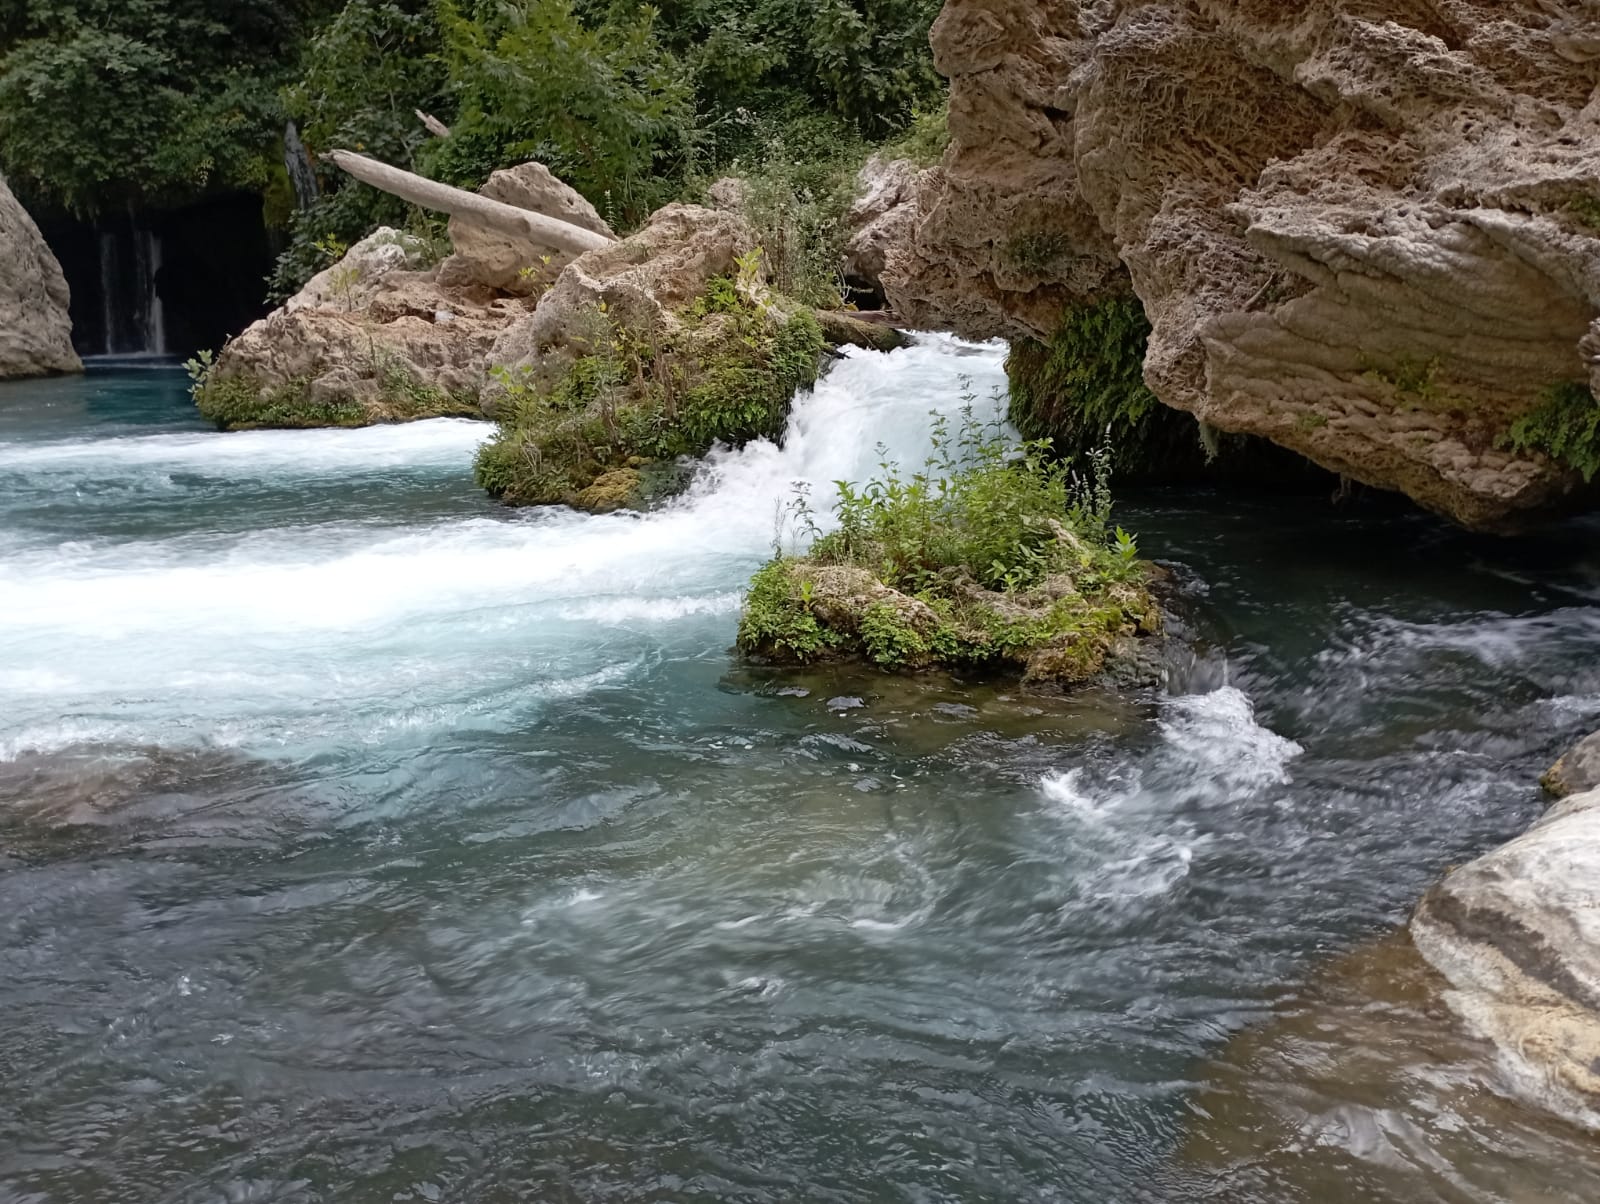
[0,174,81,380]
[884,0,1600,528]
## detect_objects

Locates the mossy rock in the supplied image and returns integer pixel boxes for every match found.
[737,557,1163,688]
[475,282,825,510]
[195,358,481,431]
[816,309,910,353]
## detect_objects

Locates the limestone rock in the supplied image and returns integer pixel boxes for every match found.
[884,0,1600,529]
[1411,786,1600,1129]
[0,174,81,379]
[486,203,759,393]
[438,161,615,296]
[1544,730,1600,798]
[843,157,926,296]
[205,228,521,427]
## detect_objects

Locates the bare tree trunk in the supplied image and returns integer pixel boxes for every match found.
[323,149,615,257]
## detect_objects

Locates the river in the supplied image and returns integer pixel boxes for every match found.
[2,340,1599,1201]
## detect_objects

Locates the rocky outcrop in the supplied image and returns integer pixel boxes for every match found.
[884,1,1600,529]
[1411,785,1600,1130]
[1543,729,1600,797]
[437,160,614,296]
[0,174,81,380]
[843,157,924,302]
[198,228,517,429]
[475,203,827,509]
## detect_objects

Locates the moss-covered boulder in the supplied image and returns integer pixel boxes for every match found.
[737,555,1161,687]
[474,204,831,511]
[736,410,1164,688]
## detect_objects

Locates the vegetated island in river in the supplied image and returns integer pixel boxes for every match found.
[738,413,1164,689]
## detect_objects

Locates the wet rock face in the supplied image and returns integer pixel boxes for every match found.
[0,174,81,380]
[1411,786,1600,1130]
[884,0,1600,529]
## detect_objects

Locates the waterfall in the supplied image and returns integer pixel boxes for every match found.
[90,211,167,358]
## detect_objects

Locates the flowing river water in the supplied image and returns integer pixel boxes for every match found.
[2,340,1600,1202]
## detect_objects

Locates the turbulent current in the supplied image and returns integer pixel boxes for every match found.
[3,342,1600,1202]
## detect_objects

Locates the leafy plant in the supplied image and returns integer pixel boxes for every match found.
[1503,380,1600,482]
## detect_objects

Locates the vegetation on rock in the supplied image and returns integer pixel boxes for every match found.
[186,346,479,431]
[1005,295,1203,478]
[737,410,1161,685]
[1503,381,1600,484]
[474,276,824,509]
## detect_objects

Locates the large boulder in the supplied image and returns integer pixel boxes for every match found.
[842,156,925,300]
[438,161,614,296]
[884,0,1600,529]
[0,174,81,380]
[199,228,520,428]
[1410,786,1600,1130]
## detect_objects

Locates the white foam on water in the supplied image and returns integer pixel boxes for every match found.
[1158,686,1304,792]
[0,336,1008,759]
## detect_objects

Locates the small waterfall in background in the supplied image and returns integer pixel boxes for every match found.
[88,209,169,360]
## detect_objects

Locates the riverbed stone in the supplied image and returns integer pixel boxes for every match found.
[1410,785,1600,1130]
[1542,731,1600,798]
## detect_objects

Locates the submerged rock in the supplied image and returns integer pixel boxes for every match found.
[0,174,80,380]
[1410,785,1600,1130]
[1543,730,1600,798]
[883,0,1600,529]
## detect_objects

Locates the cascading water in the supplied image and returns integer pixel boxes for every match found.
[2,340,1600,1202]
[87,210,168,358]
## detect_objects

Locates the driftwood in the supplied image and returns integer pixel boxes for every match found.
[323,149,615,257]
[415,110,452,139]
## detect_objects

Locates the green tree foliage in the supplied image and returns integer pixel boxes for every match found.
[0,0,342,212]
[424,0,693,221]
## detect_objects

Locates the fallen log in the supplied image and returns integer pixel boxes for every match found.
[323,148,615,258]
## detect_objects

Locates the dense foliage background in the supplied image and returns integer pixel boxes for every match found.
[0,0,943,297]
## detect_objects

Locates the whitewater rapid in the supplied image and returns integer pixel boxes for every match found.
[0,337,1011,757]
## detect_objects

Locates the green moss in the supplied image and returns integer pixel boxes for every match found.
[859,600,931,667]
[1503,380,1600,482]
[1001,231,1072,276]
[475,287,824,509]
[1006,295,1183,474]
[194,375,365,431]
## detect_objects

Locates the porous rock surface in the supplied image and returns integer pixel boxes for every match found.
[0,174,81,380]
[209,228,520,417]
[437,160,614,296]
[883,0,1600,529]
[1411,785,1600,1130]
[486,203,759,393]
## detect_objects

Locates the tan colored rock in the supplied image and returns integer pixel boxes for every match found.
[207,228,523,425]
[1543,730,1600,798]
[843,157,926,291]
[438,161,615,296]
[486,203,760,393]
[1411,786,1600,1130]
[0,174,81,380]
[885,0,1600,529]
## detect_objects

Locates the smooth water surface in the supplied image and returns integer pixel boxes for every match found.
[2,347,1599,1202]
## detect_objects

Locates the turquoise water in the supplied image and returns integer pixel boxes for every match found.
[3,346,1600,1202]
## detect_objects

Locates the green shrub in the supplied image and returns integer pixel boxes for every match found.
[737,408,1156,683]
[1503,380,1600,482]
[816,407,1138,594]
